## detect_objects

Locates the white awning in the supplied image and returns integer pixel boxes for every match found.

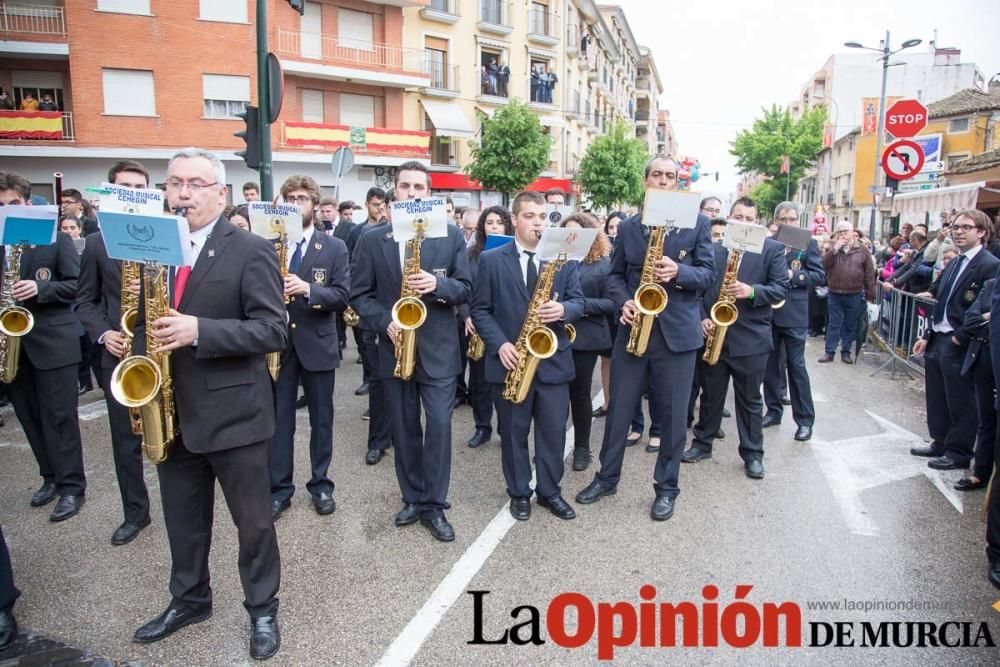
[539,116,565,127]
[892,181,987,226]
[420,100,474,138]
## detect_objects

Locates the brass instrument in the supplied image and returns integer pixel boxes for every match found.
[110,262,177,464]
[625,224,668,357]
[343,306,360,327]
[392,218,428,380]
[119,260,144,434]
[703,248,742,366]
[502,253,567,405]
[54,171,63,209]
[467,331,485,361]
[772,299,786,309]
[267,222,289,382]
[0,243,35,383]
[566,323,576,344]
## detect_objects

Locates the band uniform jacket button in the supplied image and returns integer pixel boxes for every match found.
[290,323,297,329]
[312,304,322,310]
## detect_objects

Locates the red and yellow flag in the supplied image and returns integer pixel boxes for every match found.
[0,111,63,140]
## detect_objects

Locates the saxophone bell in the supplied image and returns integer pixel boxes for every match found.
[703,249,742,366]
[467,331,486,361]
[0,244,35,383]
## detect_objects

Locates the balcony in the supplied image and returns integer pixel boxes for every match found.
[476,66,509,104]
[420,0,460,24]
[527,8,558,47]
[634,111,650,122]
[276,29,430,89]
[565,24,579,57]
[0,3,64,35]
[0,110,73,141]
[478,0,512,36]
[635,75,651,98]
[278,121,430,158]
[422,58,460,98]
[528,75,557,109]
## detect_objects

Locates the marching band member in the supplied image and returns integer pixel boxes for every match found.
[269,175,350,520]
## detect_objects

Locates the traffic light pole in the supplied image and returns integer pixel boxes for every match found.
[256,0,273,200]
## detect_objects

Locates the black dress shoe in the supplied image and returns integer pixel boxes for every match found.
[761,414,781,428]
[624,432,641,447]
[311,492,336,515]
[645,439,660,453]
[841,353,853,365]
[745,459,765,479]
[112,516,151,546]
[722,407,732,418]
[270,498,290,521]
[354,382,370,396]
[134,604,213,643]
[927,455,965,471]
[361,409,370,421]
[794,425,813,441]
[575,480,617,504]
[49,495,84,522]
[989,562,1000,590]
[650,496,675,521]
[910,445,944,457]
[538,495,576,520]
[295,395,308,410]
[467,428,491,448]
[681,447,711,463]
[30,481,57,507]
[714,428,725,439]
[509,497,531,521]
[365,448,385,465]
[395,503,420,526]
[250,615,280,660]
[592,405,608,418]
[954,477,988,491]
[572,447,591,471]
[0,609,17,650]
[818,354,835,363]
[421,516,455,542]
[780,395,792,406]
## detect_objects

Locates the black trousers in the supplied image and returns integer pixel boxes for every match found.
[764,326,816,427]
[0,525,17,614]
[970,351,996,481]
[594,328,696,499]
[270,349,335,504]
[494,380,569,500]
[158,438,280,618]
[456,321,469,401]
[569,349,599,450]
[692,351,769,462]
[924,333,977,465]
[9,356,86,496]
[987,414,1000,564]
[77,333,93,389]
[355,326,372,384]
[100,365,149,524]
[336,312,347,351]
[383,372,455,519]
[468,356,493,432]
[362,331,391,452]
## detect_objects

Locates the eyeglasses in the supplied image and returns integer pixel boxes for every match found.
[284,195,312,205]
[951,224,977,233]
[701,207,721,215]
[164,179,218,192]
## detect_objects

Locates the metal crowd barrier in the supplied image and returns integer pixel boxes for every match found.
[868,281,935,379]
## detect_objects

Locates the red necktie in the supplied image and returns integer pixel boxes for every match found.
[173,266,192,309]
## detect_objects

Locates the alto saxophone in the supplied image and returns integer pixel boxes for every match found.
[0,243,34,383]
[119,260,144,434]
[392,218,428,380]
[503,253,567,405]
[267,226,289,382]
[702,248,741,366]
[467,331,486,361]
[343,306,360,327]
[110,262,178,463]
[626,225,668,357]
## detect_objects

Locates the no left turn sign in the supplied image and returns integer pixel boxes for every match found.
[882,140,925,181]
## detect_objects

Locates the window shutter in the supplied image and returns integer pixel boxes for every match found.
[338,8,374,51]
[340,94,375,127]
[103,69,156,116]
[302,89,325,123]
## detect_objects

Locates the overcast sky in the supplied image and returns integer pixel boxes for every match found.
[615,0,1000,198]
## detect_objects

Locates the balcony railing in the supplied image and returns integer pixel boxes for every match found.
[479,67,510,98]
[479,0,510,27]
[423,57,460,93]
[0,3,65,36]
[529,74,557,105]
[527,8,558,40]
[0,110,73,141]
[427,0,458,14]
[276,29,426,74]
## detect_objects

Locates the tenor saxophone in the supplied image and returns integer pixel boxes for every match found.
[502,253,567,405]
[119,260,144,434]
[467,332,486,361]
[0,243,34,383]
[625,225,668,357]
[702,248,741,366]
[392,218,428,380]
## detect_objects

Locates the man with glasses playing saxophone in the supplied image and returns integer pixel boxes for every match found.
[576,156,715,521]
[76,160,155,545]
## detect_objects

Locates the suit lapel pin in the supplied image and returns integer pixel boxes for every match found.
[207,249,215,258]
[314,242,322,251]
[678,250,687,260]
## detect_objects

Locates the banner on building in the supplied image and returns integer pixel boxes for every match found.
[861,97,901,136]
[0,110,63,140]
[822,123,834,149]
[283,122,430,156]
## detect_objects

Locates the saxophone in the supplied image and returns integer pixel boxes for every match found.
[702,248,741,366]
[625,225,668,357]
[0,244,34,383]
[119,260,144,435]
[343,306,360,327]
[267,227,289,382]
[467,332,485,361]
[392,219,428,380]
[109,262,177,464]
[502,253,567,405]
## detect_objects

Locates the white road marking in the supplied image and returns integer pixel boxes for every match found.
[78,401,109,422]
[812,390,829,403]
[0,440,29,450]
[374,390,604,667]
[812,410,963,537]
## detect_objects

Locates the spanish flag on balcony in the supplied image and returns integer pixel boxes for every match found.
[0,111,63,140]
[284,122,429,156]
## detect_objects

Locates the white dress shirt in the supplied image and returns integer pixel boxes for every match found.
[513,239,540,286]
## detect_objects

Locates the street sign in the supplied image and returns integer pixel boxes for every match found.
[882,139,925,181]
[330,147,355,177]
[897,181,941,193]
[885,99,928,138]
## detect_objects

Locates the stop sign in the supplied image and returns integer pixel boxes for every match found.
[884,99,928,138]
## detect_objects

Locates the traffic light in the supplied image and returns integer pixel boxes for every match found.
[287,0,305,15]
[234,105,261,170]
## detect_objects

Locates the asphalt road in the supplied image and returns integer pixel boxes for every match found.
[1,338,998,666]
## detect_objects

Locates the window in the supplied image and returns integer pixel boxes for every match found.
[340,94,374,127]
[98,0,150,14]
[302,89,325,123]
[946,153,971,169]
[202,74,250,119]
[300,1,322,59]
[949,117,970,133]
[529,1,550,35]
[199,0,248,23]
[338,8,374,51]
[529,59,554,104]
[481,0,506,25]
[103,68,155,116]
[424,36,449,89]
[479,47,508,97]
[426,113,456,166]
[12,70,64,111]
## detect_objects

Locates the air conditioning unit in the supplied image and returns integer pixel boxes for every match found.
[357,167,375,182]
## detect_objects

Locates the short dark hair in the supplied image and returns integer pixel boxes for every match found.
[319,196,336,207]
[242,181,260,193]
[279,174,321,204]
[644,155,678,179]
[394,161,430,188]
[710,216,728,227]
[545,188,566,200]
[62,187,83,202]
[511,190,545,215]
[700,196,722,209]
[365,187,386,205]
[338,200,355,213]
[107,160,149,186]
[445,196,454,206]
[730,196,757,216]
[59,213,80,226]
[384,188,396,204]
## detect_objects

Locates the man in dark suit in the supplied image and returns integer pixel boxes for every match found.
[346,188,387,398]
[912,209,1000,471]
[576,156,716,521]
[333,200,356,241]
[76,160,154,544]
[688,216,729,433]
[130,149,286,660]
[762,202,826,442]
[986,266,1000,590]
[471,191,585,521]
[350,161,472,542]
[0,171,86,522]
[269,175,350,521]
[682,197,789,478]
[958,277,995,492]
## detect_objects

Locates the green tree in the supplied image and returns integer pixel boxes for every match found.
[576,119,648,211]
[730,105,826,219]
[466,99,550,199]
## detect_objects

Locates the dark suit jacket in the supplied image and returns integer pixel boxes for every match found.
[76,232,127,369]
[133,217,287,452]
[573,257,615,351]
[333,219,355,243]
[349,223,472,380]
[962,277,994,375]
[890,247,932,293]
[284,230,350,372]
[925,246,1000,346]
[457,248,483,322]
[3,233,81,369]
[470,241,585,385]
[701,242,730,317]
[607,213,716,354]
[772,239,825,329]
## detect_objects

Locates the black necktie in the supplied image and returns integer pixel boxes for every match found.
[524,251,537,292]
[289,239,304,274]
[934,254,967,323]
